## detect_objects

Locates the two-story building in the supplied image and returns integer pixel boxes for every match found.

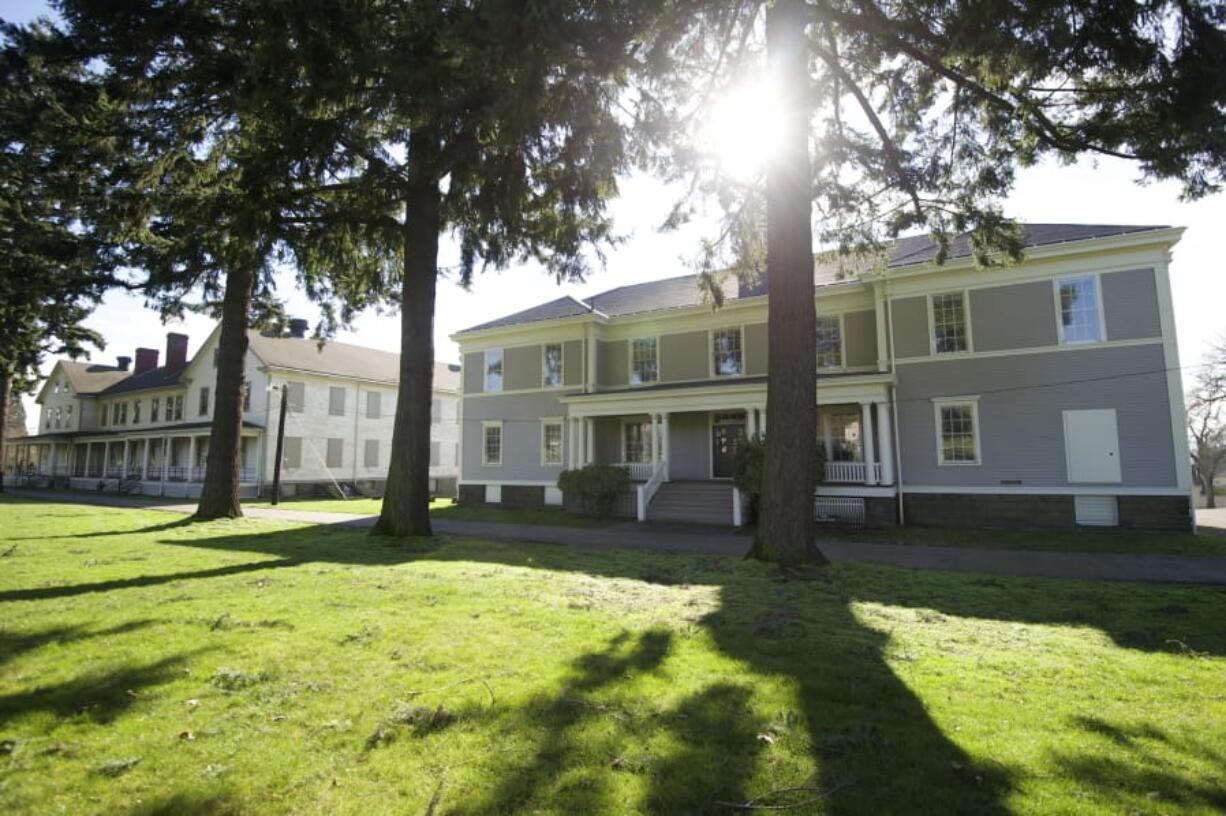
[453,224,1194,530]
[4,320,462,498]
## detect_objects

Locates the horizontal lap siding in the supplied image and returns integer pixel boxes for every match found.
[896,343,1176,488]
[668,411,710,480]
[843,310,878,368]
[745,323,768,375]
[660,331,708,382]
[1102,269,1162,340]
[891,296,930,359]
[461,392,568,483]
[969,282,1057,351]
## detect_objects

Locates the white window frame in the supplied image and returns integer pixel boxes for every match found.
[815,313,845,370]
[541,343,564,388]
[628,336,660,386]
[481,420,503,467]
[928,291,973,356]
[710,326,745,377]
[484,349,504,393]
[932,396,982,466]
[1053,274,1107,345]
[540,418,564,466]
[619,418,656,464]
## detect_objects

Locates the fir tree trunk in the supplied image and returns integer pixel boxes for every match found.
[0,370,10,494]
[752,0,823,566]
[375,146,440,538]
[195,264,255,520]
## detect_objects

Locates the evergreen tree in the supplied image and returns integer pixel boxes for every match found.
[637,0,1226,564]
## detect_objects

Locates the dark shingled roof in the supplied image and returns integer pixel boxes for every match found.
[56,361,132,395]
[101,365,183,396]
[459,223,1172,334]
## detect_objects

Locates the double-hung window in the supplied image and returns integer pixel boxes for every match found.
[485,349,503,392]
[132,400,141,423]
[931,292,969,354]
[1057,275,1103,343]
[198,387,210,417]
[622,421,654,463]
[151,397,160,422]
[712,328,743,376]
[815,316,843,369]
[934,398,981,465]
[630,337,658,385]
[172,395,184,421]
[541,420,563,466]
[482,421,503,466]
[542,343,563,387]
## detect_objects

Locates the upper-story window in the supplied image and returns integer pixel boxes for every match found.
[171,394,184,421]
[485,349,503,392]
[64,405,72,427]
[151,397,160,422]
[118,402,127,425]
[630,337,658,385]
[198,387,210,417]
[100,402,108,427]
[329,386,346,417]
[366,391,381,419]
[542,343,563,387]
[815,316,843,369]
[132,400,141,423]
[243,380,251,411]
[931,292,969,354]
[54,406,62,429]
[712,328,743,376]
[286,382,305,413]
[1057,275,1103,344]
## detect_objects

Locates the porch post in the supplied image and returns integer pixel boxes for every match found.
[745,407,756,438]
[121,439,131,478]
[584,418,594,465]
[651,413,660,464]
[142,439,151,481]
[102,440,111,479]
[161,436,169,495]
[877,401,895,485]
[662,412,671,481]
[187,436,197,482]
[860,401,877,485]
[49,443,58,477]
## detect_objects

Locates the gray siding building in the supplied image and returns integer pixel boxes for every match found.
[451,224,1194,531]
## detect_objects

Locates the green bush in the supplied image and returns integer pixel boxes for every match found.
[557,464,631,517]
[733,433,827,525]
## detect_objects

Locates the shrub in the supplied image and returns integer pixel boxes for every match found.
[733,434,827,525]
[558,464,631,517]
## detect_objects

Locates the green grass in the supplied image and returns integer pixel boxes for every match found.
[2,496,1225,814]
[242,496,612,528]
[826,524,1226,557]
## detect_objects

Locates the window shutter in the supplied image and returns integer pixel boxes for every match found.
[286,382,305,413]
[430,441,440,466]
[364,439,379,467]
[329,387,346,417]
[431,399,441,422]
[367,391,381,419]
[326,438,343,468]
[284,437,302,469]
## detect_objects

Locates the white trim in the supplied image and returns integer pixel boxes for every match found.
[932,396,981,466]
[901,484,1186,496]
[1154,255,1194,495]
[1053,273,1108,345]
[480,420,503,467]
[894,336,1162,366]
[817,485,898,498]
[540,417,564,467]
[459,478,560,487]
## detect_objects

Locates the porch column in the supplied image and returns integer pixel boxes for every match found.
[651,413,661,464]
[142,439,151,481]
[661,412,671,482]
[877,401,895,485]
[584,418,594,465]
[161,436,169,493]
[102,440,111,478]
[49,443,59,477]
[860,401,877,485]
[187,436,197,482]
[121,439,131,478]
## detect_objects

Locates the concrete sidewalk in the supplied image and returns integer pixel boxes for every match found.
[8,489,1226,585]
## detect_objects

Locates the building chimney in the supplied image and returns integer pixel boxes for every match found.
[166,332,189,372]
[288,318,309,339]
[116,356,132,371]
[134,347,159,374]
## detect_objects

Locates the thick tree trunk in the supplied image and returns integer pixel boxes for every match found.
[375,146,440,538]
[752,0,822,566]
[0,371,10,493]
[195,264,255,520]
[1205,471,1218,509]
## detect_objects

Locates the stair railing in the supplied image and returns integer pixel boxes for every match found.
[636,458,668,522]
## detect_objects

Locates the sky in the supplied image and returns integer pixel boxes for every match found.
[6,1,1225,432]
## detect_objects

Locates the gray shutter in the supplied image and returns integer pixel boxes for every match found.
[329,386,346,417]
[284,437,302,469]
[431,398,441,422]
[326,438,343,468]
[430,441,440,466]
[364,439,379,467]
[367,391,381,419]
[286,382,305,413]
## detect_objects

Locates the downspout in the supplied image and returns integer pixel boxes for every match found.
[885,291,906,525]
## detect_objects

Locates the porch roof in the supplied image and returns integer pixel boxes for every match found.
[12,420,265,443]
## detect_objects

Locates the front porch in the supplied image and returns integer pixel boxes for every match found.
[3,432,261,498]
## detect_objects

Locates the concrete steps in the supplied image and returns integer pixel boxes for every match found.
[647,480,735,526]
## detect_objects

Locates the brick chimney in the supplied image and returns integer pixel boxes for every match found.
[134,347,159,374]
[166,333,189,372]
[288,318,309,339]
[116,356,132,371]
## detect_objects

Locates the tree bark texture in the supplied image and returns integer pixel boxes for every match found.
[195,263,255,520]
[375,138,441,538]
[753,0,823,566]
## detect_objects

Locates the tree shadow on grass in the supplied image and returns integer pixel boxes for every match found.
[0,650,208,728]
[0,620,158,670]
[0,558,300,602]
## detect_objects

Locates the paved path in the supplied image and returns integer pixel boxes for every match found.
[1197,507,1226,536]
[8,489,1226,585]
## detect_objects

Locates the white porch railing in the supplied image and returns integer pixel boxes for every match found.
[616,461,655,481]
[636,459,667,522]
[824,461,883,484]
[814,495,866,527]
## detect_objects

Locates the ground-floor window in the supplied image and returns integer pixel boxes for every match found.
[820,408,862,462]
[934,398,980,465]
[542,420,563,465]
[482,421,503,466]
[622,420,654,463]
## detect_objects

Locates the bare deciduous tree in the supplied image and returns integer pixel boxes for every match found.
[1188,335,1226,508]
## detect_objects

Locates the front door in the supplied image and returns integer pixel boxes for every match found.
[711,412,746,478]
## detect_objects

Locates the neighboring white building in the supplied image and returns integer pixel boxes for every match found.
[3,320,461,498]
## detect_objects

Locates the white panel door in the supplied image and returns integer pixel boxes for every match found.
[1063,409,1122,483]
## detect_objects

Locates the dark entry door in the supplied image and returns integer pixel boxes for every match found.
[711,413,746,478]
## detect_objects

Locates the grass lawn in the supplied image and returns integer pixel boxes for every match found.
[243,496,612,528]
[826,524,1226,557]
[2,497,1225,814]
